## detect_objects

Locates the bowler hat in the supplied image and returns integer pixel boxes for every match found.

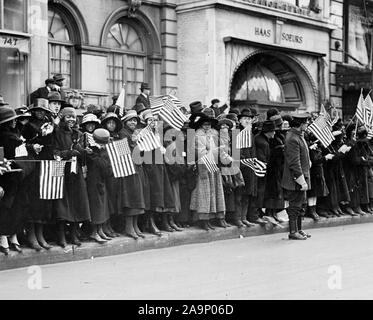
[261,120,276,133]
[211,98,220,105]
[101,112,123,131]
[48,91,64,103]
[93,128,110,145]
[0,107,19,125]
[81,113,100,125]
[140,83,150,90]
[53,73,65,82]
[0,95,9,106]
[189,101,203,114]
[133,103,146,115]
[238,108,252,119]
[122,109,140,123]
[30,98,51,113]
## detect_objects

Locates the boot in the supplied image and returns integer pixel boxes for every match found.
[56,221,67,248]
[123,216,138,239]
[207,220,216,230]
[89,225,107,244]
[331,208,341,217]
[0,236,9,255]
[35,223,52,250]
[288,216,307,240]
[133,216,146,238]
[102,221,115,238]
[316,208,330,218]
[307,206,320,221]
[169,215,183,232]
[107,220,121,237]
[216,218,227,228]
[8,234,22,253]
[343,206,359,216]
[148,214,162,236]
[161,213,174,232]
[354,206,367,215]
[336,206,344,216]
[297,216,311,238]
[361,204,372,214]
[27,223,43,251]
[70,223,82,246]
[200,220,209,231]
[98,224,112,240]
[232,219,244,228]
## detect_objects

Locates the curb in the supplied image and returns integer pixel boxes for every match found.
[1,214,373,271]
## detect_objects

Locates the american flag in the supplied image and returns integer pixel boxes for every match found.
[164,94,182,107]
[15,143,28,158]
[137,125,162,152]
[115,86,126,118]
[39,160,67,199]
[364,93,373,128]
[240,158,267,177]
[159,98,188,130]
[320,104,332,127]
[200,153,219,173]
[84,132,100,148]
[236,124,252,149]
[356,91,365,125]
[308,115,335,148]
[149,95,164,116]
[106,138,136,178]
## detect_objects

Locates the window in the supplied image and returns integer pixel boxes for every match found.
[0,0,26,32]
[48,8,73,88]
[106,20,146,107]
[344,1,373,67]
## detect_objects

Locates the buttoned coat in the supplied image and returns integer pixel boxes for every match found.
[135,93,150,109]
[282,128,311,191]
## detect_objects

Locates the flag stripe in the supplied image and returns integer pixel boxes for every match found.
[39,160,66,199]
[106,139,136,178]
[240,158,267,177]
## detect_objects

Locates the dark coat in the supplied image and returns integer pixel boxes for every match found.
[282,128,311,191]
[52,123,91,223]
[86,147,112,224]
[116,126,146,215]
[240,132,257,198]
[253,132,271,208]
[264,131,285,208]
[29,87,50,105]
[135,93,150,109]
[308,145,329,198]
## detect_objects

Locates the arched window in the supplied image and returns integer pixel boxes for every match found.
[106,19,146,107]
[48,8,74,88]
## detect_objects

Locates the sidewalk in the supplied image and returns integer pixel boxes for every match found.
[1,213,373,271]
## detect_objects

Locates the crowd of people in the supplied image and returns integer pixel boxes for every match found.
[1,76,373,257]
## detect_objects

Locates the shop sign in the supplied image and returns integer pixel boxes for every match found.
[0,35,29,53]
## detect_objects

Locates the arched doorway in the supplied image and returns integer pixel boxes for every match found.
[229,51,317,114]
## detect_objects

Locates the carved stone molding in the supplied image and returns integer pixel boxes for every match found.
[128,0,142,18]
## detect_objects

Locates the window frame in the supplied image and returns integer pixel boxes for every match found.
[0,0,27,32]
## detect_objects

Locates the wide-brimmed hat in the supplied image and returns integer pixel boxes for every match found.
[93,128,110,145]
[48,91,64,103]
[226,113,239,124]
[81,113,100,125]
[30,98,51,113]
[140,82,150,90]
[0,95,9,106]
[194,108,218,129]
[0,107,19,125]
[290,112,311,121]
[142,109,155,122]
[261,120,276,133]
[122,109,140,123]
[101,112,123,131]
[218,118,234,130]
[60,107,77,119]
[15,106,32,118]
[238,108,253,119]
[45,78,55,85]
[53,73,65,82]
[189,101,203,114]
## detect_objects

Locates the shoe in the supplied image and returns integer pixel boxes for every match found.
[89,233,108,244]
[317,209,330,218]
[336,208,344,216]
[343,207,359,216]
[242,220,256,227]
[125,232,139,240]
[38,241,53,250]
[331,209,341,217]
[29,240,43,251]
[288,232,307,240]
[161,223,174,232]
[207,221,216,230]
[216,219,227,228]
[136,231,146,238]
[232,219,244,228]
[98,230,112,240]
[169,222,183,232]
[71,237,82,246]
[9,243,22,253]
[149,221,162,236]
[200,221,210,231]
[354,207,367,215]
[299,230,311,238]
[252,217,268,225]
[0,246,10,255]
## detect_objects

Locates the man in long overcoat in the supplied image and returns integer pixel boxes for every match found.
[282,113,311,240]
[135,83,151,109]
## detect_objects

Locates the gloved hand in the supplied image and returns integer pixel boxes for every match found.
[309,143,318,150]
[33,144,43,154]
[325,153,335,160]
[295,174,308,191]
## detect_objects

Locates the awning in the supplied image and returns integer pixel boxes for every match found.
[335,63,372,90]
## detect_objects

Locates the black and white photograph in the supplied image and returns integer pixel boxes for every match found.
[1,0,373,305]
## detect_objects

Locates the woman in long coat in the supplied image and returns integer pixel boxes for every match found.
[141,109,176,233]
[0,107,27,254]
[53,107,91,247]
[190,108,226,230]
[118,110,147,239]
[85,128,112,244]
[22,98,56,250]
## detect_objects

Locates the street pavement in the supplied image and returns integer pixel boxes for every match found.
[1,223,373,300]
